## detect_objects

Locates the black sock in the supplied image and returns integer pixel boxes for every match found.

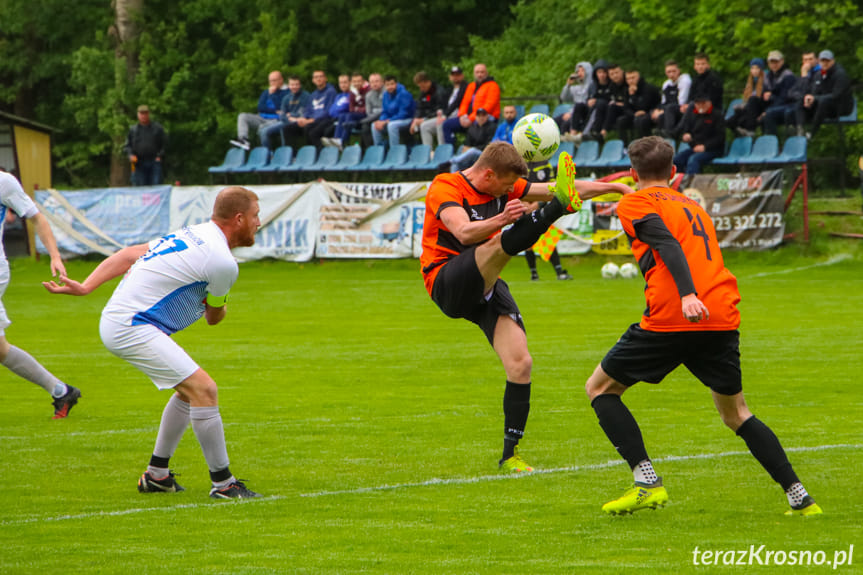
[210,466,233,483]
[502,381,531,460]
[500,198,566,256]
[549,249,562,269]
[524,250,537,271]
[149,455,170,468]
[591,394,649,469]
[735,416,799,490]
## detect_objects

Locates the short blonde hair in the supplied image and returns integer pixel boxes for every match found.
[473,142,528,178]
[212,186,258,221]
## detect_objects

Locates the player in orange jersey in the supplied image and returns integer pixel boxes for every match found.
[584,136,821,516]
[421,142,631,472]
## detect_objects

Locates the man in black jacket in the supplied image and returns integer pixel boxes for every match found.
[617,70,661,143]
[124,105,167,186]
[422,67,466,148]
[683,54,723,115]
[411,71,450,147]
[447,108,496,171]
[794,50,853,138]
[674,93,725,175]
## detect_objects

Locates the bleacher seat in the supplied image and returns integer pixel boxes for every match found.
[256,146,294,173]
[355,145,385,171]
[402,144,431,170]
[330,145,362,171]
[528,104,550,116]
[418,143,453,171]
[772,136,807,164]
[376,144,408,170]
[208,148,245,174]
[514,105,526,120]
[230,146,270,173]
[739,135,779,164]
[306,146,340,172]
[552,103,571,118]
[724,98,743,121]
[572,140,599,166]
[587,139,625,167]
[549,141,575,168]
[835,96,858,123]
[280,145,317,172]
[712,137,752,165]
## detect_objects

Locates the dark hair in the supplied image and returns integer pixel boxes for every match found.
[413,71,430,84]
[664,59,679,68]
[694,52,710,62]
[288,75,302,82]
[212,187,259,221]
[628,136,674,181]
[607,63,621,70]
[802,51,816,58]
[384,75,397,83]
[474,142,528,178]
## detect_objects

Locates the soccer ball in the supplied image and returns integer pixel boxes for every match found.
[512,113,560,162]
[601,262,620,279]
[619,262,639,279]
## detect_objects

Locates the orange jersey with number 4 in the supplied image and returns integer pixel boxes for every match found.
[616,186,740,332]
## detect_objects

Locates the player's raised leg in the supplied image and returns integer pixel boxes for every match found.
[713,391,822,516]
[492,315,534,473]
[586,364,668,515]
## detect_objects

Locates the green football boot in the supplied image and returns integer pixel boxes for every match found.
[549,151,583,213]
[499,446,534,473]
[602,479,668,515]
[784,495,823,516]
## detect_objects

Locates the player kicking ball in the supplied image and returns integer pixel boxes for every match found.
[421,142,631,472]
[44,187,262,499]
[584,136,821,516]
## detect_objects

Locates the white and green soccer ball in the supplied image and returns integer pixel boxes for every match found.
[601,262,620,279]
[619,262,639,279]
[512,113,560,162]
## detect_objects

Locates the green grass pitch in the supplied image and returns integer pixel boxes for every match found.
[0,251,861,574]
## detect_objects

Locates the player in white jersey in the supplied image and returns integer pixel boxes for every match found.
[44,186,262,499]
[0,169,80,418]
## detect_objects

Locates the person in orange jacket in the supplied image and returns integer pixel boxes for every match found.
[442,63,500,144]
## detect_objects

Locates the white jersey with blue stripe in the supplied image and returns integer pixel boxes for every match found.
[0,171,39,265]
[102,221,238,335]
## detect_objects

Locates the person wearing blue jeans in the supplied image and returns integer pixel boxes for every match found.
[125,105,166,186]
[449,108,496,171]
[372,76,415,147]
[673,93,725,175]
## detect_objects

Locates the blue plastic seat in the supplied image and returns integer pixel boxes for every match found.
[330,145,362,171]
[552,103,572,118]
[402,144,431,170]
[306,146,340,171]
[230,146,270,173]
[355,146,385,171]
[712,137,752,165]
[417,143,454,170]
[772,136,807,164]
[572,140,600,167]
[740,135,779,164]
[376,144,408,170]
[280,145,317,172]
[835,97,857,123]
[256,146,294,173]
[208,148,246,174]
[589,139,625,167]
[528,103,550,116]
[549,141,575,168]
[724,98,743,121]
[513,105,526,120]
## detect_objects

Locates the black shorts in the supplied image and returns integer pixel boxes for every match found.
[431,246,525,346]
[601,323,742,395]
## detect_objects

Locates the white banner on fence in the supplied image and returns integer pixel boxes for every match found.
[169,184,327,262]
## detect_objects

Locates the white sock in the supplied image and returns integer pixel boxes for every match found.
[190,405,230,476]
[147,466,169,480]
[212,475,237,489]
[152,395,191,461]
[633,459,658,484]
[1,345,65,396]
[786,482,809,507]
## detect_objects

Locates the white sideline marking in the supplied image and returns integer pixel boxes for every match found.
[743,254,851,279]
[3,443,857,526]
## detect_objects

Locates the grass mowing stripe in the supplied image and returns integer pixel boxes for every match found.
[742,254,851,278]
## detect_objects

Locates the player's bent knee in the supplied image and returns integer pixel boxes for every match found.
[504,352,532,381]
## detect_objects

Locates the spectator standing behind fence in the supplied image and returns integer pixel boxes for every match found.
[425,67,467,148]
[559,61,593,141]
[651,60,691,138]
[760,51,797,135]
[583,60,612,140]
[410,71,449,147]
[674,92,725,175]
[360,73,384,148]
[230,71,289,150]
[325,73,369,150]
[447,108,496,172]
[125,105,166,186]
[726,59,766,137]
[683,54,723,116]
[617,69,661,144]
[794,50,853,140]
[372,76,416,147]
[442,63,500,144]
[260,75,310,149]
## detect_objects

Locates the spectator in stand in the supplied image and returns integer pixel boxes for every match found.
[424,66,466,148]
[360,73,384,148]
[600,64,628,140]
[442,63,501,144]
[410,71,449,147]
[760,51,798,135]
[650,60,692,138]
[372,75,416,147]
[784,52,819,134]
[683,54,723,115]
[556,62,593,137]
[726,59,766,137]
[326,73,369,150]
[125,105,166,186]
[794,50,853,139]
[318,74,352,148]
[293,70,337,148]
[230,70,290,150]
[616,69,661,144]
[259,75,310,149]
[493,105,519,144]
[674,92,725,175]
[583,60,612,140]
[447,108,497,172]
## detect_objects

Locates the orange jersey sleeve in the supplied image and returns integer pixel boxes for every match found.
[617,186,740,332]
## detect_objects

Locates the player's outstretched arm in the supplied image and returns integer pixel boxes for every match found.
[30,213,66,278]
[42,243,149,296]
[439,201,525,246]
[573,180,633,200]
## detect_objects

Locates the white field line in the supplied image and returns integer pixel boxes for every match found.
[1,443,858,526]
[743,254,851,279]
